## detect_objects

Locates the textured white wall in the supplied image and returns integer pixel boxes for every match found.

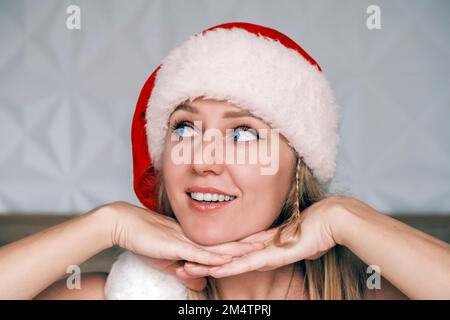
[0,0,449,214]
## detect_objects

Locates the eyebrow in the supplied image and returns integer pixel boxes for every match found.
[171,103,254,118]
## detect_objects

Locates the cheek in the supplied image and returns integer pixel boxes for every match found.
[161,145,185,203]
[237,143,295,228]
[237,166,290,224]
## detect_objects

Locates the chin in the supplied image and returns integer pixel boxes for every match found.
[184,227,236,246]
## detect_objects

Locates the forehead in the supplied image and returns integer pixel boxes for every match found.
[169,98,263,121]
[188,98,241,110]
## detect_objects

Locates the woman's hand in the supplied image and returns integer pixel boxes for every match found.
[105,201,267,288]
[147,195,450,299]
[180,197,345,278]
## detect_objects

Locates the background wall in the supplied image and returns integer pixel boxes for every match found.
[0,0,449,215]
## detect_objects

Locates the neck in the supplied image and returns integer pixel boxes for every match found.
[213,263,306,300]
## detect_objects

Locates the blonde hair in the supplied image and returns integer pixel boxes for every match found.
[153,156,368,300]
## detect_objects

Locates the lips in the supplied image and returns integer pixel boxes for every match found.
[186,193,236,213]
[184,185,238,213]
[185,185,237,197]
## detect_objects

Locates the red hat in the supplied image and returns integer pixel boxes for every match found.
[131,22,339,211]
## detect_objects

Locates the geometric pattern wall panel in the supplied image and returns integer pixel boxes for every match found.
[0,0,449,214]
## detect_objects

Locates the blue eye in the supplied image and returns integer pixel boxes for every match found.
[233,126,259,142]
[171,121,196,138]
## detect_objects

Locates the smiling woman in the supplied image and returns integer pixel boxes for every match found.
[0,21,448,301]
[104,21,449,300]
[116,22,448,300]
[156,97,370,299]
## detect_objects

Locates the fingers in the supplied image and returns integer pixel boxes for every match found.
[203,241,266,256]
[175,266,207,291]
[239,228,278,243]
[178,243,233,266]
[197,230,275,257]
[182,240,269,276]
[207,249,275,278]
[182,262,211,277]
[135,254,176,271]
[176,232,275,273]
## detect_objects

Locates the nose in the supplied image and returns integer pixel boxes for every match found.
[191,137,225,176]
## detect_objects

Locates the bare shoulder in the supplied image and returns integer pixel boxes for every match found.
[34,272,109,300]
[364,275,409,300]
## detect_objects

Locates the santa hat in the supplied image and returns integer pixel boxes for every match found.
[131,22,339,211]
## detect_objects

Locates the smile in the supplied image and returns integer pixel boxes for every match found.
[185,192,237,213]
[184,185,238,213]
[188,192,236,202]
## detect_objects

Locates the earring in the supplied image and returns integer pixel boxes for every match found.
[274,157,303,246]
[291,157,302,222]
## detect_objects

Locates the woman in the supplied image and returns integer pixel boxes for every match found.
[0,22,448,300]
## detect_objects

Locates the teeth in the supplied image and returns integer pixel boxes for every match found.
[189,192,236,202]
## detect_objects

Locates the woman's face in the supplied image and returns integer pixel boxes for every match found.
[162,98,296,245]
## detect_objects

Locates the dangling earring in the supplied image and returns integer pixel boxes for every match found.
[291,157,302,224]
[274,157,303,247]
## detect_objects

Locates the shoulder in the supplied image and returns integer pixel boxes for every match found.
[104,250,188,300]
[35,272,108,300]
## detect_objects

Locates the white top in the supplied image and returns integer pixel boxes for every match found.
[104,251,188,300]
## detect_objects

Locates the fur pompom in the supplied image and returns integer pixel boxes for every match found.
[104,251,188,300]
